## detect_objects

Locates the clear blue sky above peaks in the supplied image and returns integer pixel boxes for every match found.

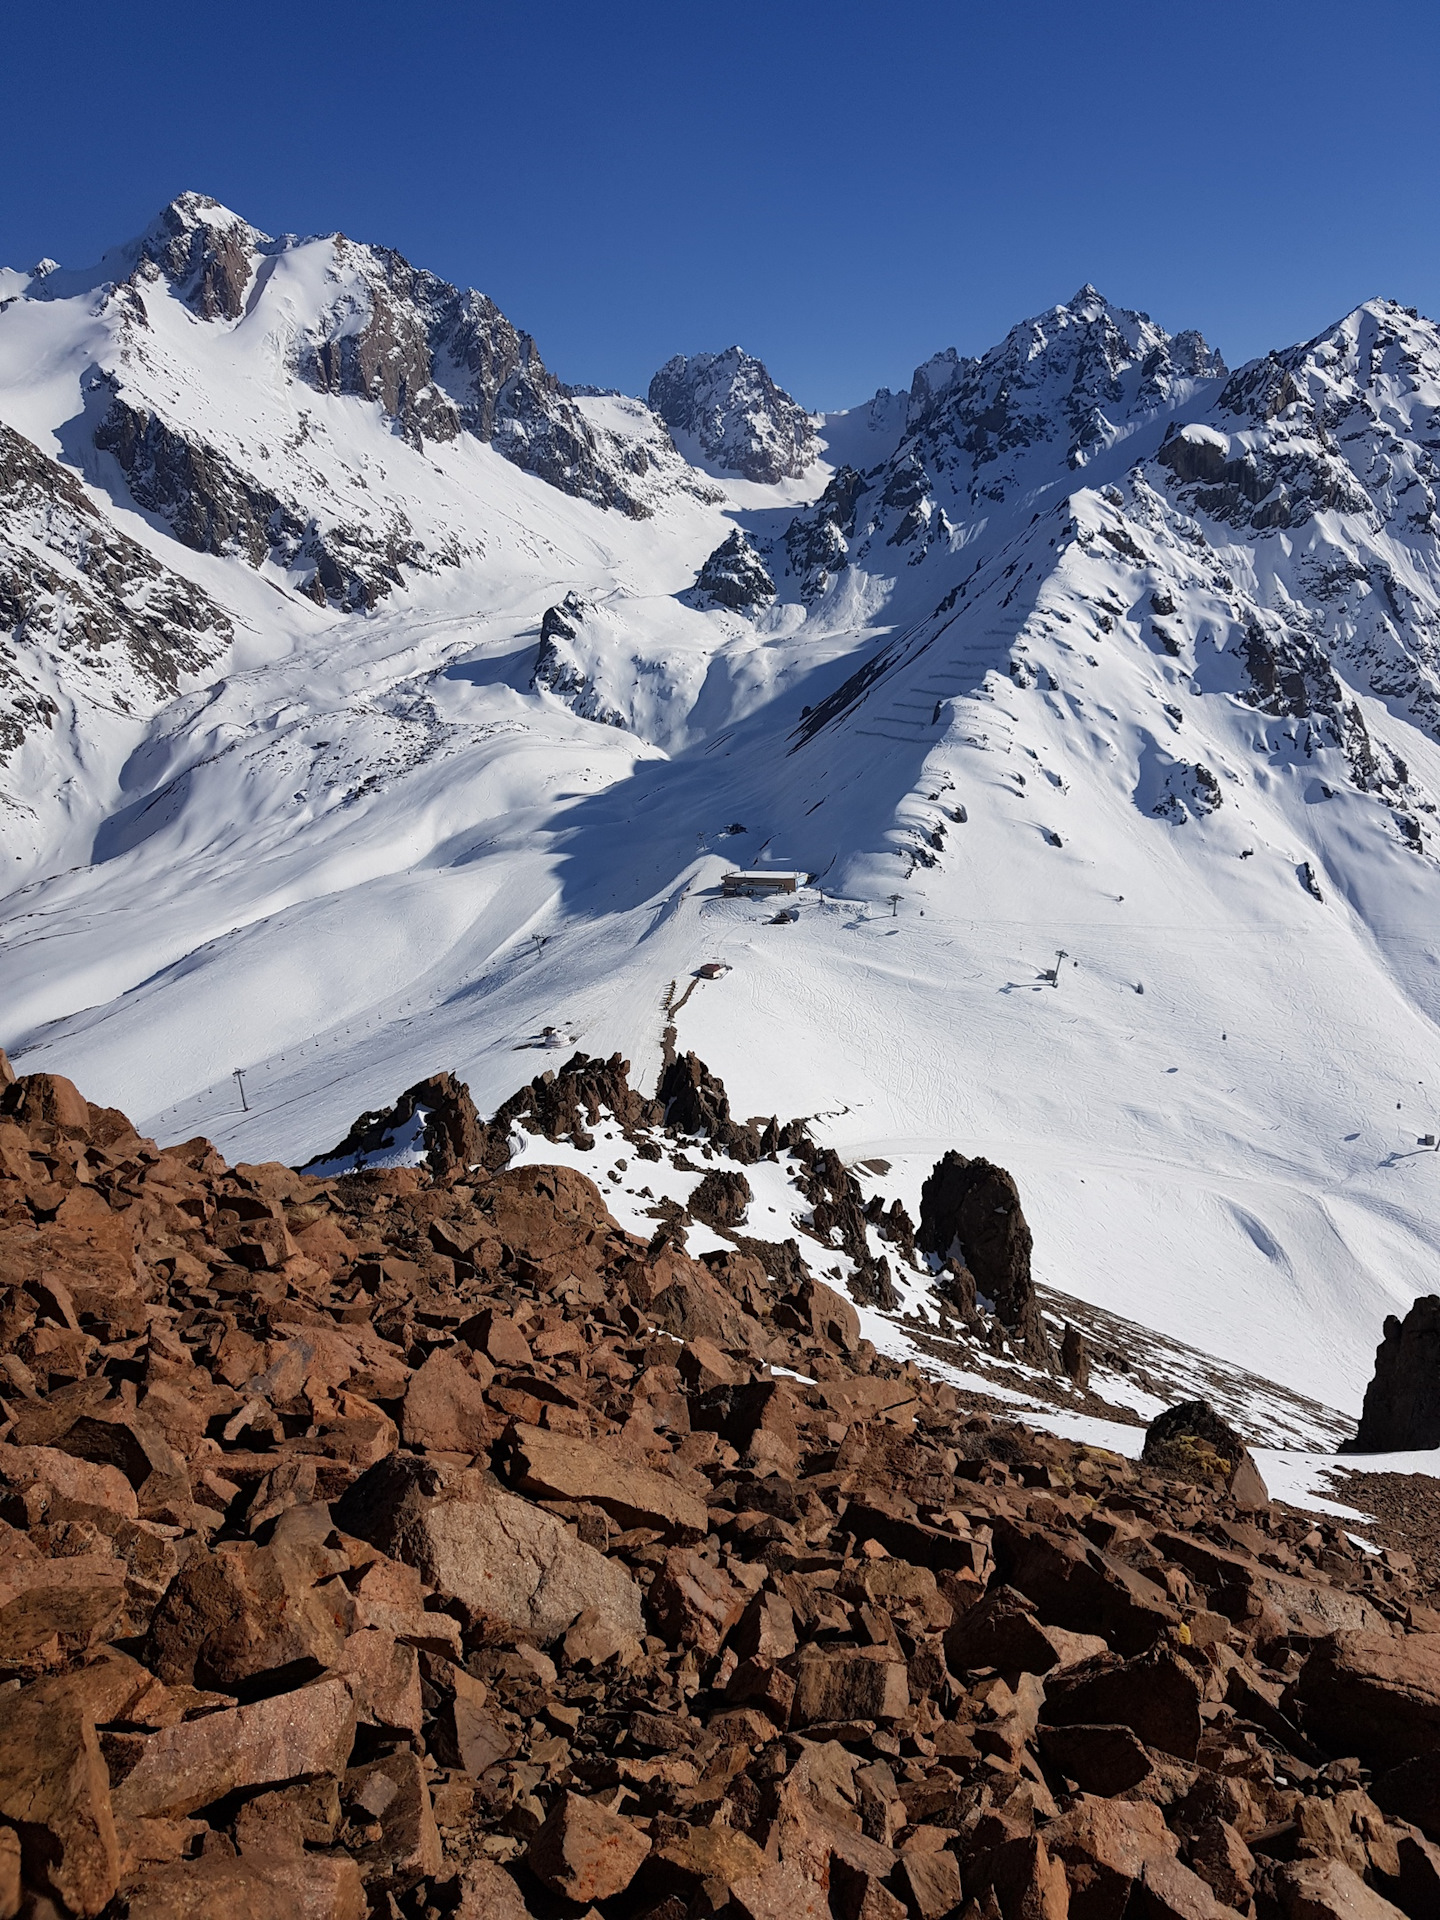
[5,0,1439,412]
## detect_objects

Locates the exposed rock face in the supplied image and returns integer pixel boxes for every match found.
[333,1454,644,1643]
[689,1168,752,1231]
[530,593,629,727]
[917,1150,1052,1365]
[302,1070,490,1176]
[489,1048,662,1154]
[658,1050,764,1163]
[898,289,1225,488]
[0,421,231,766]
[690,529,776,612]
[94,392,423,612]
[130,192,260,321]
[123,194,653,517]
[782,462,867,600]
[1350,1295,1440,1451]
[0,1058,1436,1918]
[648,347,818,482]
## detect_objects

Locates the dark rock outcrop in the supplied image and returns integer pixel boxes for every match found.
[690,529,776,612]
[783,463,867,599]
[131,191,258,321]
[1350,1295,1440,1451]
[530,593,628,728]
[94,394,421,611]
[303,1071,489,1177]
[689,1168,752,1231]
[126,195,653,517]
[647,347,817,483]
[489,1050,662,1157]
[0,421,231,765]
[917,1150,1052,1365]
[657,1052,763,1163]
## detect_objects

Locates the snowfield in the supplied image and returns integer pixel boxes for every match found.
[6,198,1440,1444]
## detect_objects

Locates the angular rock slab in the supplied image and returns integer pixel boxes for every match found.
[334,1453,644,1643]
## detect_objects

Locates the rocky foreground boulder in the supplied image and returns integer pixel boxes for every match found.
[0,1055,1438,1917]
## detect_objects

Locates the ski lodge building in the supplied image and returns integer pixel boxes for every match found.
[721,870,803,898]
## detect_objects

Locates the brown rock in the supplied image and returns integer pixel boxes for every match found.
[1351,1295,1440,1451]
[648,1547,747,1653]
[0,1670,120,1917]
[335,1628,423,1736]
[729,1856,832,1920]
[333,1453,644,1643]
[845,1558,954,1632]
[1185,1816,1255,1909]
[896,1844,962,1918]
[1270,1856,1408,1919]
[0,1828,17,1920]
[560,1605,642,1670]
[1131,1853,1231,1919]
[144,1519,349,1692]
[457,1308,533,1370]
[0,1440,139,1518]
[830,1861,909,1920]
[916,1150,1052,1365]
[1372,1746,1440,1840]
[677,1337,740,1390]
[1061,1324,1090,1388]
[1156,1529,1387,1638]
[0,1540,128,1661]
[51,1408,191,1511]
[946,1584,1107,1676]
[797,1278,861,1352]
[1042,1649,1202,1761]
[728,1655,797,1723]
[399,1348,494,1455]
[1390,1831,1440,1918]
[341,1748,441,1890]
[506,1421,708,1537]
[526,1789,651,1902]
[791,1646,910,1727]
[122,1845,364,1918]
[1038,1722,1156,1794]
[454,1856,532,1920]
[991,1516,1179,1655]
[111,1676,356,1819]
[1142,1400,1269,1506]
[1296,1631,1440,1769]
[988,1833,1071,1920]
[637,1818,770,1911]
[2,1071,92,1135]
[732,1589,799,1663]
[1045,1796,1179,1920]
[119,1852,304,1919]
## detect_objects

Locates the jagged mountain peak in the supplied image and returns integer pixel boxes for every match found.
[125,192,271,321]
[647,344,818,483]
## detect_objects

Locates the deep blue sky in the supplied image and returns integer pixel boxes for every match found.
[4,1,1438,411]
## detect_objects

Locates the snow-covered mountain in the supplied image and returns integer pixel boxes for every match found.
[6,198,1440,1441]
[648,345,819,482]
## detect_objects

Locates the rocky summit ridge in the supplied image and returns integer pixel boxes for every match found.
[1,1042,1440,1919]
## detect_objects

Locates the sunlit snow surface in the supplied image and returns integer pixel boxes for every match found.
[6,225,1440,1440]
